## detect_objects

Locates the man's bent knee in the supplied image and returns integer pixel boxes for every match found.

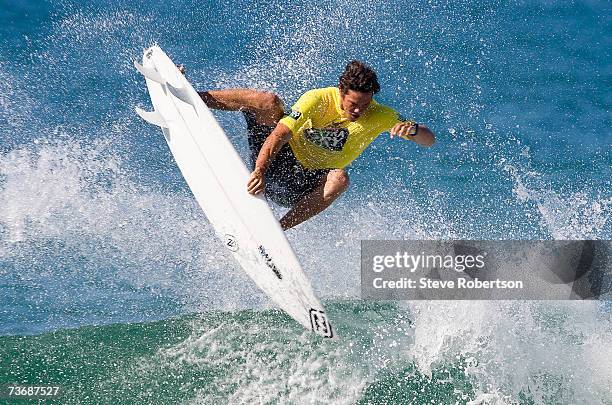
[253,92,284,125]
[258,92,283,112]
[326,169,350,194]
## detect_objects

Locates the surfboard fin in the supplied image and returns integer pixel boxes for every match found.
[135,107,168,128]
[166,83,194,105]
[134,61,165,84]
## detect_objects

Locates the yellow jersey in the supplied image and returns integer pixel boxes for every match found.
[278,87,411,169]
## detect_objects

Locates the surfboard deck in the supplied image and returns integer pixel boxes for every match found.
[135,45,333,338]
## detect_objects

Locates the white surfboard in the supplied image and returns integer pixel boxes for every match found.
[134,45,333,338]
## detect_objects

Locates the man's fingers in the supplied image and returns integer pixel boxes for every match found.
[390,123,401,138]
[392,123,417,139]
[393,126,406,139]
[248,184,263,194]
[247,174,264,194]
[390,123,414,138]
[247,179,259,192]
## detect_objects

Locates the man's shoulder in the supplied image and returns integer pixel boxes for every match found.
[293,87,338,114]
[364,100,399,121]
[301,86,338,99]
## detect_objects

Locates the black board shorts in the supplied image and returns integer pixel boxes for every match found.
[243,111,330,208]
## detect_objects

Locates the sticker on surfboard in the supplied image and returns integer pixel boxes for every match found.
[224,234,239,252]
[309,309,333,338]
[258,245,283,280]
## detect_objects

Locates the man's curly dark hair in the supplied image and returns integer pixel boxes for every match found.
[339,60,380,95]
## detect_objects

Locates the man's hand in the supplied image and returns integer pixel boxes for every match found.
[391,122,436,147]
[248,122,292,195]
[247,167,265,194]
[390,121,418,139]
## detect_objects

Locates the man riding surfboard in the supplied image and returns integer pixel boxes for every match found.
[196,60,435,230]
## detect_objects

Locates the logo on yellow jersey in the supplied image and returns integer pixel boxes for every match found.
[304,127,349,151]
[287,110,302,120]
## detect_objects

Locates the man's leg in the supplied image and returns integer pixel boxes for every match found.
[198,89,284,126]
[279,169,350,230]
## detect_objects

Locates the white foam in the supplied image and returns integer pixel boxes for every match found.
[158,318,369,404]
[504,163,611,239]
[0,137,269,315]
[409,300,612,403]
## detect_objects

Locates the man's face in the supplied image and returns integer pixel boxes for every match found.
[339,88,373,121]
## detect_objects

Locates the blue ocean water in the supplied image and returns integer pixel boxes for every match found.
[0,0,611,403]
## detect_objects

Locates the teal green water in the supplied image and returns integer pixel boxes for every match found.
[0,303,472,404]
[2,301,610,404]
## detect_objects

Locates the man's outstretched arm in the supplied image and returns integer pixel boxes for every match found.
[246,123,293,194]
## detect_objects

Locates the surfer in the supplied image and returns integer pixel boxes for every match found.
[197,61,435,230]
